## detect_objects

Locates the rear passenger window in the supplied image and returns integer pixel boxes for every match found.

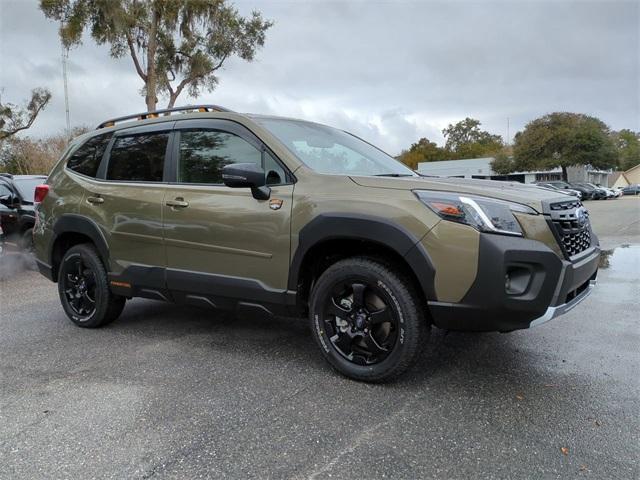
[178,130,261,184]
[107,133,169,182]
[67,133,111,178]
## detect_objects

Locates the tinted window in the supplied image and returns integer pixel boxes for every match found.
[107,133,169,182]
[67,133,112,177]
[264,151,287,186]
[178,130,262,184]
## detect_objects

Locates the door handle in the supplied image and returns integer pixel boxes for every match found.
[166,199,189,208]
[87,196,104,204]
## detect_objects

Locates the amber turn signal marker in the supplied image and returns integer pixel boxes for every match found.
[429,201,464,217]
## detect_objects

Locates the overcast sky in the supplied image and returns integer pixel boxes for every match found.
[0,0,638,154]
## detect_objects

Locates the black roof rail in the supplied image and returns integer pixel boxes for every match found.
[0,173,13,178]
[96,104,233,129]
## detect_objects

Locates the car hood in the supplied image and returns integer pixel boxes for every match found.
[349,176,569,212]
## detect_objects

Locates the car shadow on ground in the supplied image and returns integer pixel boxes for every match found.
[99,298,572,393]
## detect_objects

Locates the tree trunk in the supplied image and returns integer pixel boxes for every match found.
[167,93,178,109]
[145,5,160,112]
[561,165,568,181]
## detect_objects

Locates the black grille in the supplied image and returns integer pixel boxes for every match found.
[550,200,581,211]
[547,200,592,258]
[552,219,591,257]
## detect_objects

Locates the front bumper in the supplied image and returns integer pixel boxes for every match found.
[428,233,599,332]
[529,279,596,328]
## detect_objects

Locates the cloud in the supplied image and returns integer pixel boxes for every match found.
[0,0,637,154]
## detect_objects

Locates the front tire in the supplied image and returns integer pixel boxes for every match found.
[309,257,428,382]
[58,244,125,328]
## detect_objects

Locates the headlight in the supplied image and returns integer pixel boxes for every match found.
[414,190,537,237]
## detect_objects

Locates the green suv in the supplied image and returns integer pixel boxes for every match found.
[33,105,600,382]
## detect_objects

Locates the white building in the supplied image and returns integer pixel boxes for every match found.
[417,157,611,185]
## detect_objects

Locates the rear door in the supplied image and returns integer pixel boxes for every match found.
[75,123,173,288]
[162,119,294,307]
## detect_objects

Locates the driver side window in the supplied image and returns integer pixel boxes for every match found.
[178,129,286,186]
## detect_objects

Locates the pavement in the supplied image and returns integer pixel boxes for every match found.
[0,197,638,479]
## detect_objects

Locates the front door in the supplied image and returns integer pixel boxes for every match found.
[162,119,293,308]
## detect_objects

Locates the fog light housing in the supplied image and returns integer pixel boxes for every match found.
[505,266,532,295]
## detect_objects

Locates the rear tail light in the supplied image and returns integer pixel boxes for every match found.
[34,184,50,204]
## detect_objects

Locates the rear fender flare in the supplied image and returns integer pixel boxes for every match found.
[51,214,110,269]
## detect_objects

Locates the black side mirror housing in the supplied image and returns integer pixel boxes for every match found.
[222,163,271,200]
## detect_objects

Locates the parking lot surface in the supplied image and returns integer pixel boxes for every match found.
[1,197,638,479]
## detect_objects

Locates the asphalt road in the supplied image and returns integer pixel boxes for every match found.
[1,197,638,479]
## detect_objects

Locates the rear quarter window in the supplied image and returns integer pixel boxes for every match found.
[67,133,112,178]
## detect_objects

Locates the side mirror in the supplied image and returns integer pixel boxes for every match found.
[222,163,271,200]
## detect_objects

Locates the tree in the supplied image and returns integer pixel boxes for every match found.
[0,88,52,141]
[41,0,273,111]
[0,126,88,174]
[442,117,503,159]
[512,112,618,181]
[490,148,515,175]
[397,137,448,169]
[614,129,640,171]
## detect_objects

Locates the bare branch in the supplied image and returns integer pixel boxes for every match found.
[126,32,147,82]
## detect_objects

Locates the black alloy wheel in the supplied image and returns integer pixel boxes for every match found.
[58,244,126,328]
[61,252,97,318]
[309,257,427,382]
[321,280,398,365]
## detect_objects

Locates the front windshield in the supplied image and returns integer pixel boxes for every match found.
[256,118,417,177]
[14,178,44,201]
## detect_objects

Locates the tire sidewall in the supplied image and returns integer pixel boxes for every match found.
[309,261,422,381]
[58,245,109,327]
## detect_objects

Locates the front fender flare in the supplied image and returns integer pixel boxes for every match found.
[288,213,436,300]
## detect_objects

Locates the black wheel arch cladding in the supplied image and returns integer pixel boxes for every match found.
[289,213,437,301]
[51,214,111,274]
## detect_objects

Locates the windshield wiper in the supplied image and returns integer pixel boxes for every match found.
[373,173,415,177]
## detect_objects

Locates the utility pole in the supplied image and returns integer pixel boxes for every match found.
[61,24,71,141]
[506,117,510,146]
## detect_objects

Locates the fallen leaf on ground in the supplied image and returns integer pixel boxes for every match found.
[515,394,524,400]
[561,447,569,456]
[580,465,588,472]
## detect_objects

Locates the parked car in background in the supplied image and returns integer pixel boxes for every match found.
[569,182,605,200]
[0,174,47,251]
[543,180,593,199]
[604,187,620,198]
[622,184,640,195]
[534,182,582,199]
[580,183,610,200]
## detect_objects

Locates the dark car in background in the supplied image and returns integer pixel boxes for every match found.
[0,174,47,251]
[534,182,582,199]
[571,182,608,200]
[543,180,593,200]
[622,184,640,195]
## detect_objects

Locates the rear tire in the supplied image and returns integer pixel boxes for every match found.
[309,257,428,382]
[57,244,125,328]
